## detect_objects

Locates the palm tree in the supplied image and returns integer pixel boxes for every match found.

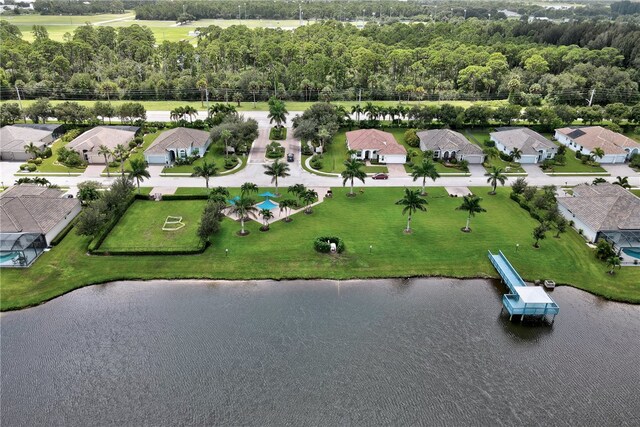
[183,105,198,123]
[113,144,128,176]
[170,106,185,122]
[301,189,318,214]
[592,177,607,185]
[259,208,274,230]
[192,160,218,189]
[509,147,522,162]
[220,129,232,158]
[456,195,486,232]
[613,176,631,189]
[485,166,508,195]
[278,198,297,222]
[268,100,288,128]
[209,186,230,205]
[606,255,621,275]
[128,158,150,193]
[230,196,258,235]
[411,159,440,196]
[363,102,378,120]
[482,147,500,164]
[591,147,605,162]
[287,183,306,205]
[341,159,366,196]
[263,159,290,195]
[395,188,428,233]
[98,145,113,177]
[23,142,40,158]
[351,104,363,122]
[241,182,259,196]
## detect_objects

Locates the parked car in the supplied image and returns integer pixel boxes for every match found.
[372,173,389,180]
[287,153,294,162]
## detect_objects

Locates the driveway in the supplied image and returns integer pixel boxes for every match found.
[248,128,270,164]
[386,163,407,177]
[521,164,546,179]
[601,163,638,179]
[81,164,106,179]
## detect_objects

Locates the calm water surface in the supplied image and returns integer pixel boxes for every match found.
[2,279,639,426]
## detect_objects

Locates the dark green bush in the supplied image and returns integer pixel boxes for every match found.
[314,236,345,254]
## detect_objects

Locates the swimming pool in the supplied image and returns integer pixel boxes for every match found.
[0,252,18,263]
[622,248,640,260]
[256,199,278,210]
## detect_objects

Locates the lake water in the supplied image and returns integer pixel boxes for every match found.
[2,279,639,426]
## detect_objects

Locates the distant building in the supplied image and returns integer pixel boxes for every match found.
[345,129,407,164]
[557,183,640,254]
[417,129,484,164]
[0,124,62,161]
[144,128,211,165]
[1,185,81,267]
[67,126,139,164]
[554,126,640,164]
[490,127,557,164]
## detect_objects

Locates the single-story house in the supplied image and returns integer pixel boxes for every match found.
[557,183,640,253]
[554,126,640,164]
[1,185,81,267]
[417,129,484,164]
[345,129,407,164]
[67,126,139,164]
[490,127,557,164]
[0,125,59,161]
[144,127,211,165]
[14,123,65,139]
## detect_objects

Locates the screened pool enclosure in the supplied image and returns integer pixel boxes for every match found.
[0,233,47,268]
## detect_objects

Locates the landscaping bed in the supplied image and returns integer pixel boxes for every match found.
[2,187,639,311]
[269,127,287,140]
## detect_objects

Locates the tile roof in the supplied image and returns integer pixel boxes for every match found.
[416,129,483,156]
[67,126,137,154]
[555,126,640,155]
[0,185,80,235]
[0,126,52,151]
[145,127,211,155]
[345,129,407,155]
[490,127,556,155]
[557,183,640,232]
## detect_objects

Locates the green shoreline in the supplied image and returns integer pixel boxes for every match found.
[2,187,639,311]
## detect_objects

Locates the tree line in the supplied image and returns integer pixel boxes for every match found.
[1,18,639,106]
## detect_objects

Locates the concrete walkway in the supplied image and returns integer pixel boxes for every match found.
[248,128,270,164]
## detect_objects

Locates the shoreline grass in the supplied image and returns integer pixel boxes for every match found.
[1,187,638,311]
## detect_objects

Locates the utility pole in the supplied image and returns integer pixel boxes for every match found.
[15,84,22,110]
[205,88,210,110]
[358,88,362,103]
[299,3,303,26]
[587,88,595,106]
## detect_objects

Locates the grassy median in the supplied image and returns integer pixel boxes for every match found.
[2,187,639,310]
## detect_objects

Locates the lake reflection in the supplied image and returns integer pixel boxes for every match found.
[2,278,639,426]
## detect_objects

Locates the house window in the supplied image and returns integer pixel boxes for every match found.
[356,151,362,158]
[179,149,187,158]
[433,151,440,158]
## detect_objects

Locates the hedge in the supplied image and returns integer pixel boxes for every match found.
[87,194,136,252]
[314,236,345,254]
[50,217,77,246]
[161,194,209,201]
[269,127,287,140]
[90,242,207,256]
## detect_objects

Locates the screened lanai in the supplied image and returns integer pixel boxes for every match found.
[0,233,47,267]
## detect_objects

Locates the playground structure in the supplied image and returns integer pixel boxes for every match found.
[162,216,186,231]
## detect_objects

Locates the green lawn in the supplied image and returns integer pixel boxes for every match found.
[2,187,639,311]
[99,200,206,251]
[35,138,86,174]
[162,143,246,175]
[535,134,607,174]
[103,130,161,174]
[464,128,526,174]
[631,190,640,197]
[314,129,387,174]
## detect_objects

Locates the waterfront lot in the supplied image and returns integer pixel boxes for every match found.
[2,187,639,310]
[99,200,206,252]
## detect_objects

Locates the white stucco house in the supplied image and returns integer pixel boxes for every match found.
[416,129,484,164]
[490,127,557,164]
[345,129,407,164]
[67,126,139,164]
[144,127,212,165]
[554,126,640,164]
[557,183,640,254]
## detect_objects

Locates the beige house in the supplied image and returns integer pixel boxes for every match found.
[490,127,557,164]
[554,126,640,164]
[144,128,212,165]
[417,129,485,164]
[67,126,139,164]
[0,125,57,161]
[345,129,407,164]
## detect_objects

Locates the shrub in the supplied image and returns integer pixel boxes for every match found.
[269,127,287,140]
[313,236,345,254]
[61,128,83,143]
[265,141,285,159]
[41,147,52,158]
[224,157,239,169]
[128,140,138,149]
[404,129,420,147]
[301,143,313,156]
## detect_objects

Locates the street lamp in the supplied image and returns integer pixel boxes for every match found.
[464,9,467,19]
[238,5,241,23]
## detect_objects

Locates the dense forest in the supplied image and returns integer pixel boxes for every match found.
[1,17,639,106]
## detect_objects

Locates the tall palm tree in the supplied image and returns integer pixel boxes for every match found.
[113,144,128,176]
[482,147,500,164]
[613,176,631,189]
[509,147,522,162]
[591,147,605,162]
[485,166,508,195]
[287,183,306,205]
[184,105,198,123]
[241,182,259,196]
[301,189,318,214]
[229,196,257,235]
[259,208,274,230]
[192,160,218,189]
[268,100,288,128]
[363,102,378,120]
[263,159,290,195]
[23,142,40,158]
[341,159,367,196]
[220,129,233,158]
[170,107,184,122]
[98,145,113,177]
[456,195,486,232]
[209,186,229,205]
[351,104,363,122]
[395,188,428,233]
[278,198,297,222]
[411,159,440,195]
[128,158,150,193]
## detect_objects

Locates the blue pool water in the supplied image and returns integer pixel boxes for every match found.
[0,252,18,262]
[622,247,640,260]
[256,199,278,210]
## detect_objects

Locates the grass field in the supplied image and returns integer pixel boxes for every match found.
[162,143,246,174]
[99,200,206,251]
[103,130,160,174]
[1,187,639,311]
[463,128,526,174]
[35,137,87,173]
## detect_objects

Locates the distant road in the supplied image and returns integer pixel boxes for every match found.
[145,110,305,127]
